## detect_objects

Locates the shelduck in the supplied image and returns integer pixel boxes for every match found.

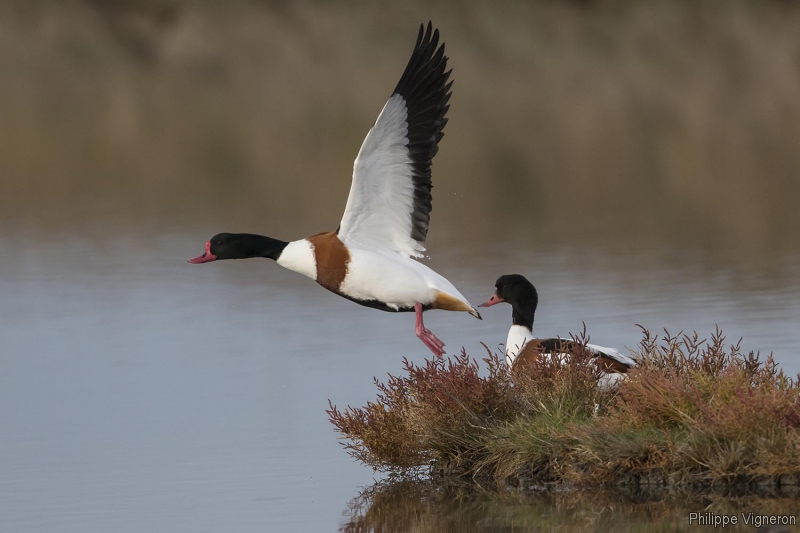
[188,23,480,357]
[479,274,636,386]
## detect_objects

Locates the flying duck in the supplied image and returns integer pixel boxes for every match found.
[479,274,636,385]
[188,23,480,357]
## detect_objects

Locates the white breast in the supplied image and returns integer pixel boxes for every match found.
[276,240,317,281]
[505,325,535,367]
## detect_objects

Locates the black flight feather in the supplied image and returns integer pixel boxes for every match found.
[391,21,452,248]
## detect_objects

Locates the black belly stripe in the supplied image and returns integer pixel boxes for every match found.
[335,292,431,313]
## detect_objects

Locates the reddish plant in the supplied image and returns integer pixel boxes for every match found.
[328,327,800,487]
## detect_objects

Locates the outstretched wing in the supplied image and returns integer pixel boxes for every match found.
[338,22,452,257]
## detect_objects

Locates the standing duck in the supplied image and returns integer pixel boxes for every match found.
[188,23,480,357]
[479,274,636,384]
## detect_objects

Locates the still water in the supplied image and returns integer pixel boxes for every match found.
[1,228,799,532]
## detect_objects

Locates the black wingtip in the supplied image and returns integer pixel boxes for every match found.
[389,22,452,250]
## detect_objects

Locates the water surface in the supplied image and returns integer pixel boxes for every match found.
[1,230,799,532]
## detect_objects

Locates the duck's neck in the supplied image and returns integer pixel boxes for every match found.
[235,234,289,260]
[512,306,534,331]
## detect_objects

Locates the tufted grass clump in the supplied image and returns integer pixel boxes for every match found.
[327,328,800,489]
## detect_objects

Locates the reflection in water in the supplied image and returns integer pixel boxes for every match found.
[341,480,800,533]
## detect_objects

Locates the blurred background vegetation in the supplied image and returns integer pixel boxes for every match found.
[2,0,800,253]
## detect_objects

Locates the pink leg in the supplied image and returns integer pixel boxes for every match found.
[415,303,445,358]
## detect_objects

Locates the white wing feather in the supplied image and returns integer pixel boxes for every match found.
[338,95,423,257]
[586,343,638,368]
[337,23,450,258]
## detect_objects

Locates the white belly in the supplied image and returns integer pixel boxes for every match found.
[339,248,467,310]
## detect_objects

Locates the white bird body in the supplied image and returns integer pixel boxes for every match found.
[339,247,473,312]
[279,237,475,314]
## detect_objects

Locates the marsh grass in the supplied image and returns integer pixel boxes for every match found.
[328,328,800,489]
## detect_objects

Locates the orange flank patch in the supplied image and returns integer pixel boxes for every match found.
[431,291,475,313]
[307,232,351,292]
[512,344,544,377]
